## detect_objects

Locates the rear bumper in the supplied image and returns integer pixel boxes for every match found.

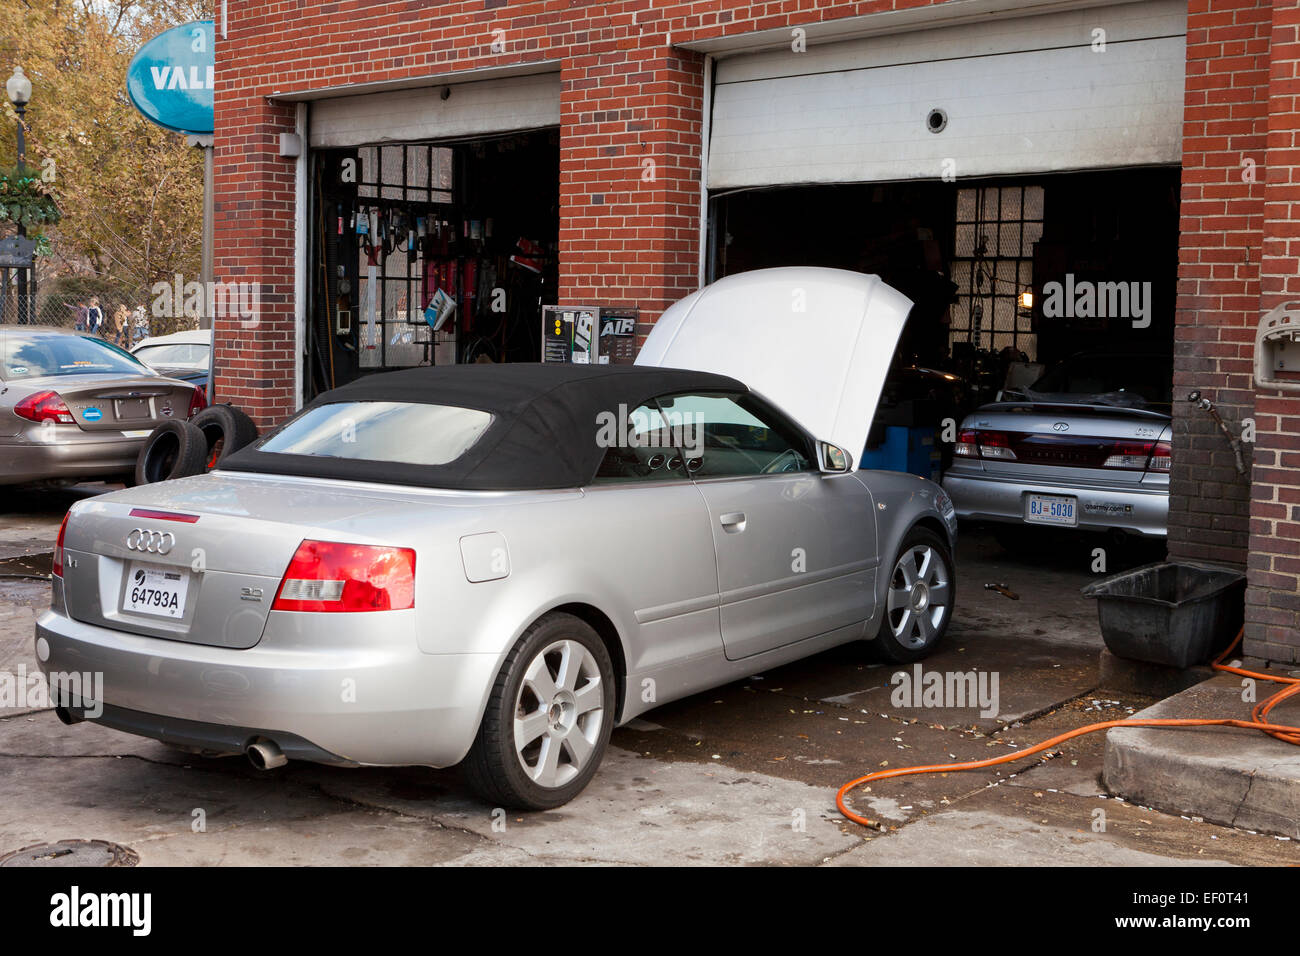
[942,472,1167,537]
[34,608,500,767]
[60,701,359,766]
[0,435,142,485]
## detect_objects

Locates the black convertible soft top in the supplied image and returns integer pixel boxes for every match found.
[219,363,749,490]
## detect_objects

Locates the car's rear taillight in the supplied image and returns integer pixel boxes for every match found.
[1102,440,1170,471]
[272,540,415,612]
[187,385,207,418]
[53,512,69,578]
[954,428,1016,460]
[15,391,75,425]
[954,429,979,458]
[977,431,1017,460]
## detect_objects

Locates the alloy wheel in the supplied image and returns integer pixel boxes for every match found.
[886,544,952,650]
[513,639,605,789]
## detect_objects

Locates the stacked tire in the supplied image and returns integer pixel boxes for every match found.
[134,404,259,485]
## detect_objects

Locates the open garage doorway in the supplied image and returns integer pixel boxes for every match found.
[306,128,559,399]
[709,167,1180,478]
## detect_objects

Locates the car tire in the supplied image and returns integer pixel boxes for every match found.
[871,526,955,663]
[134,421,209,485]
[190,404,259,469]
[463,612,616,811]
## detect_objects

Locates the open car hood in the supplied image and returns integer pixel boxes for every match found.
[636,267,912,467]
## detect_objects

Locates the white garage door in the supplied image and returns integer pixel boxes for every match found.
[708,0,1187,189]
[310,71,561,148]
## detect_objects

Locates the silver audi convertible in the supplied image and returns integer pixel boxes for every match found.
[36,268,958,809]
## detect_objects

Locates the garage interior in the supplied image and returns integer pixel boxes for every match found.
[710,167,1180,472]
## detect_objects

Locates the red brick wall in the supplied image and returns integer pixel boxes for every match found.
[1169,0,1270,581]
[1245,0,1300,664]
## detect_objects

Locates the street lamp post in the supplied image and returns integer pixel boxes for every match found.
[6,67,33,325]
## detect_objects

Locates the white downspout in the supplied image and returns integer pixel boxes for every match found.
[697,53,714,289]
[293,101,308,411]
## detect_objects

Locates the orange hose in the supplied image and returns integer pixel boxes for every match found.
[836,628,1300,828]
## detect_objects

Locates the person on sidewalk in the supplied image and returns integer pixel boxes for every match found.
[111,305,131,348]
[85,296,105,336]
[131,305,150,347]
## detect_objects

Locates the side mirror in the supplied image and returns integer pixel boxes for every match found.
[817,441,852,474]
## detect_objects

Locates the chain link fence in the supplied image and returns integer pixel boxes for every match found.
[0,273,199,347]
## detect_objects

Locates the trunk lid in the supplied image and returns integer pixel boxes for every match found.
[59,472,437,648]
[635,268,912,469]
[21,372,199,432]
[958,402,1172,485]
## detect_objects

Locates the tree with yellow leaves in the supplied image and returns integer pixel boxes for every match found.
[1,0,213,310]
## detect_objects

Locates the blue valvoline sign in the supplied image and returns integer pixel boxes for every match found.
[126,21,214,135]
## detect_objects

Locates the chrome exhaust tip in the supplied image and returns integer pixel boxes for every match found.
[245,739,287,770]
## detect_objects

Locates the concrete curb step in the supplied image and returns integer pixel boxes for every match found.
[1103,674,1300,840]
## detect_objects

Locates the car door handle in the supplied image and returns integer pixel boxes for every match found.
[719,512,746,533]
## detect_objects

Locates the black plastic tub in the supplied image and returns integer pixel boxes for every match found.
[1081,562,1246,669]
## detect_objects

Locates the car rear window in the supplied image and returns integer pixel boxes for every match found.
[134,342,210,366]
[256,401,494,466]
[1031,354,1173,405]
[0,332,150,380]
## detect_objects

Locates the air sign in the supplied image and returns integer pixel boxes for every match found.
[125,21,215,135]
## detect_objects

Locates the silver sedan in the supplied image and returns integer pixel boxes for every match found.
[1,326,207,487]
[943,350,1172,543]
[35,268,958,809]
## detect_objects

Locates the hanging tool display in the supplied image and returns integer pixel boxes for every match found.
[309,138,558,394]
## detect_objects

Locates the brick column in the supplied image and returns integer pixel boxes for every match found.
[1169,0,1270,573]
[558,40,705,345]
[212,53,299,430]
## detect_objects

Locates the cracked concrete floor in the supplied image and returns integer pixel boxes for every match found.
[2,493,1298,865]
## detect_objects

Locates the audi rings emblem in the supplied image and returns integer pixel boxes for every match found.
[126,528,175,555]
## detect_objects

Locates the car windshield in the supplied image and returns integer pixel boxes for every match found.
[135,342,210,366]
[1028,354,1173,407]
[257,401,494,466]
[0,331,151,380]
